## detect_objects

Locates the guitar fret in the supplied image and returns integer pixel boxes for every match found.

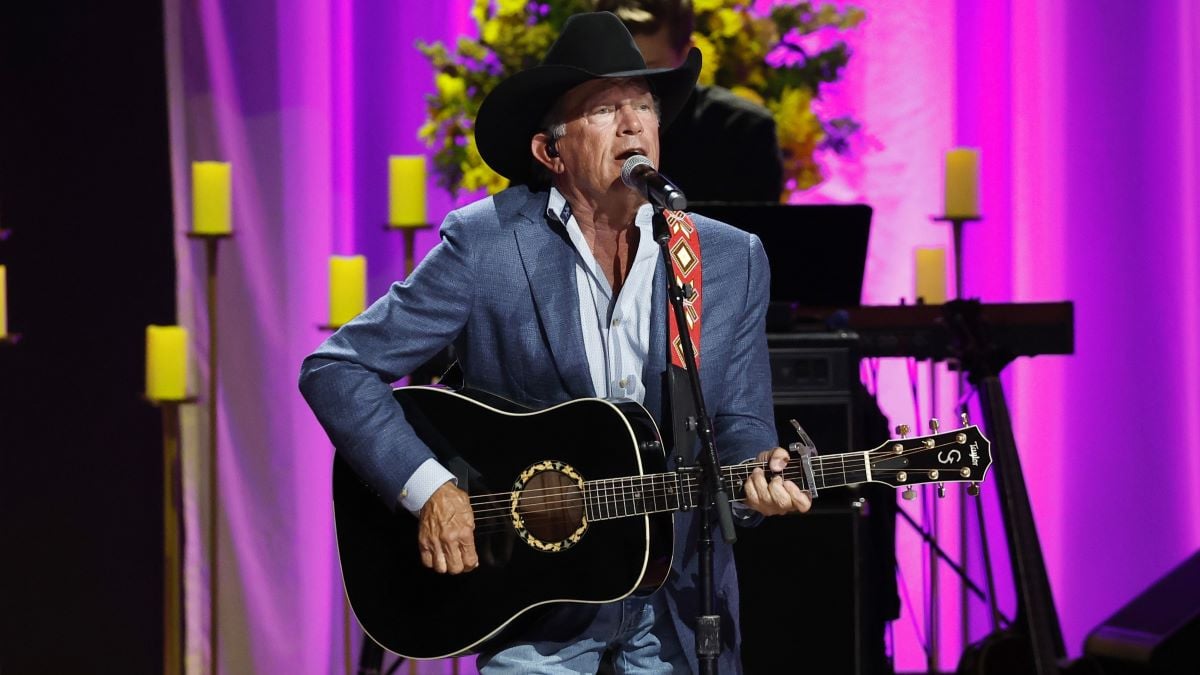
[730,466,745,501]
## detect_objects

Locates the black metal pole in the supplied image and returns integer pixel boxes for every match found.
[651,206,736,675]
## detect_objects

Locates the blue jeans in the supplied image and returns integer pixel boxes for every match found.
[476,592,690,674]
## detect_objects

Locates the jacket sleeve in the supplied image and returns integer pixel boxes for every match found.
[711,233,777,464]
[298,210,476,508]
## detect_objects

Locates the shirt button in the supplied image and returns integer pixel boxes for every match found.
[399,488,408,498]
[619,377,628,388]
[612,317,621,326]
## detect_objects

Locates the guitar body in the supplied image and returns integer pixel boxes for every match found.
[333,386,673,660]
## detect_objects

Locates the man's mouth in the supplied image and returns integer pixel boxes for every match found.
[615,148,646,161]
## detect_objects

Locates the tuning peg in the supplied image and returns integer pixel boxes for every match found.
[960,411,970,427]
[937,483,947,498]
[967,482,980,496]
[929,418,940,433]
[895,424,910,438]
[903,487,916,500]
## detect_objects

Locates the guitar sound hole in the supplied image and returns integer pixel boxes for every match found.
[516,471,584,542]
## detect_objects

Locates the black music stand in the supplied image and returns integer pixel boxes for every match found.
[688,202,873,310]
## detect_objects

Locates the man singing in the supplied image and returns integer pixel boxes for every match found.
[300,12,809,673]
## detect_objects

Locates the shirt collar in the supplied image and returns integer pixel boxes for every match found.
[547,187,655,240]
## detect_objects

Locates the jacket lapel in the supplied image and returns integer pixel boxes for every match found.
[512,193,594,400]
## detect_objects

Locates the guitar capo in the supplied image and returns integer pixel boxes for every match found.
[787,419,819,499]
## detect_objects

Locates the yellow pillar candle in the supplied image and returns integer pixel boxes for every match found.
[329,255,367,327]
[146,325,188,401]
[915,247,948,305]
[944,148,980,217]
[388,155,427,227]
[0,264,7,339]
[192,161,233,235]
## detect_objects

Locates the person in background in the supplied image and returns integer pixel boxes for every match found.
[593,0,785,202]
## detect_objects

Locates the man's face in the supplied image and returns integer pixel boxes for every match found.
[553,78,660,200]
[633,25,690,70]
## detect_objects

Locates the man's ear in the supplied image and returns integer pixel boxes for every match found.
[531,133,562,173]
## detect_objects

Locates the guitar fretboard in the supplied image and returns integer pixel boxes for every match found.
[582,452,873,521]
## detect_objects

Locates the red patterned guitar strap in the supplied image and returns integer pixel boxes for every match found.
[663,209,701,367]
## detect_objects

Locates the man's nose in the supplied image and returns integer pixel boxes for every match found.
[617,104,643,134]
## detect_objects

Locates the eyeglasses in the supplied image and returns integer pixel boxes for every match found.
[581,98,659,126]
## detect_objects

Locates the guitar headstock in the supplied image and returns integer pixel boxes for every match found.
[867,423,992,494]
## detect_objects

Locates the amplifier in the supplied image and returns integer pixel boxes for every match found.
[736,332,897,674]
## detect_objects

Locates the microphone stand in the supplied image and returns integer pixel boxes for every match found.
[651,205,738,675]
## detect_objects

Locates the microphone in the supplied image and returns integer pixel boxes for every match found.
[621,154,687,211]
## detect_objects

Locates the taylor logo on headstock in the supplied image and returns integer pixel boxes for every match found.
[969,442,981,466]
[937,449,962,465]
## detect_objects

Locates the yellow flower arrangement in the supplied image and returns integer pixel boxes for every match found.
[419,1,864,198]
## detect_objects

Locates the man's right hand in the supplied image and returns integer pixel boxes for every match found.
[418,481,478,574]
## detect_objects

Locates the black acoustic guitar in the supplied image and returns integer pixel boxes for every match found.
[333,386,992,660]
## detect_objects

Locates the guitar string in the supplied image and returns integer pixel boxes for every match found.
[458,438,972,511]
[463,464,979,535]
[459,439,972,507]
[459,442,979,521]
[466,467,969,522]
[460,441,975,517]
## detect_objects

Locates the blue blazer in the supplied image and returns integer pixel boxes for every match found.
[300,184,777,672]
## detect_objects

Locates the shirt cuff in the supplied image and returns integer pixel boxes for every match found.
[397,458,457,515]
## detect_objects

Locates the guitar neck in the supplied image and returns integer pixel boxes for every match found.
[582,452,869,521]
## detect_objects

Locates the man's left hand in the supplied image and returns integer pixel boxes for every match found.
[742,447,812,516]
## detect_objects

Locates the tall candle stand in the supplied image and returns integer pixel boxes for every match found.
[932,214,1003,657]
[387,220,448,675]
[147,395,198,675]
[187,231,231,674]
[316,319,355,675]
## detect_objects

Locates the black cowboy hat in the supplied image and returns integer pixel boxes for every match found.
[474,11,701,185]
